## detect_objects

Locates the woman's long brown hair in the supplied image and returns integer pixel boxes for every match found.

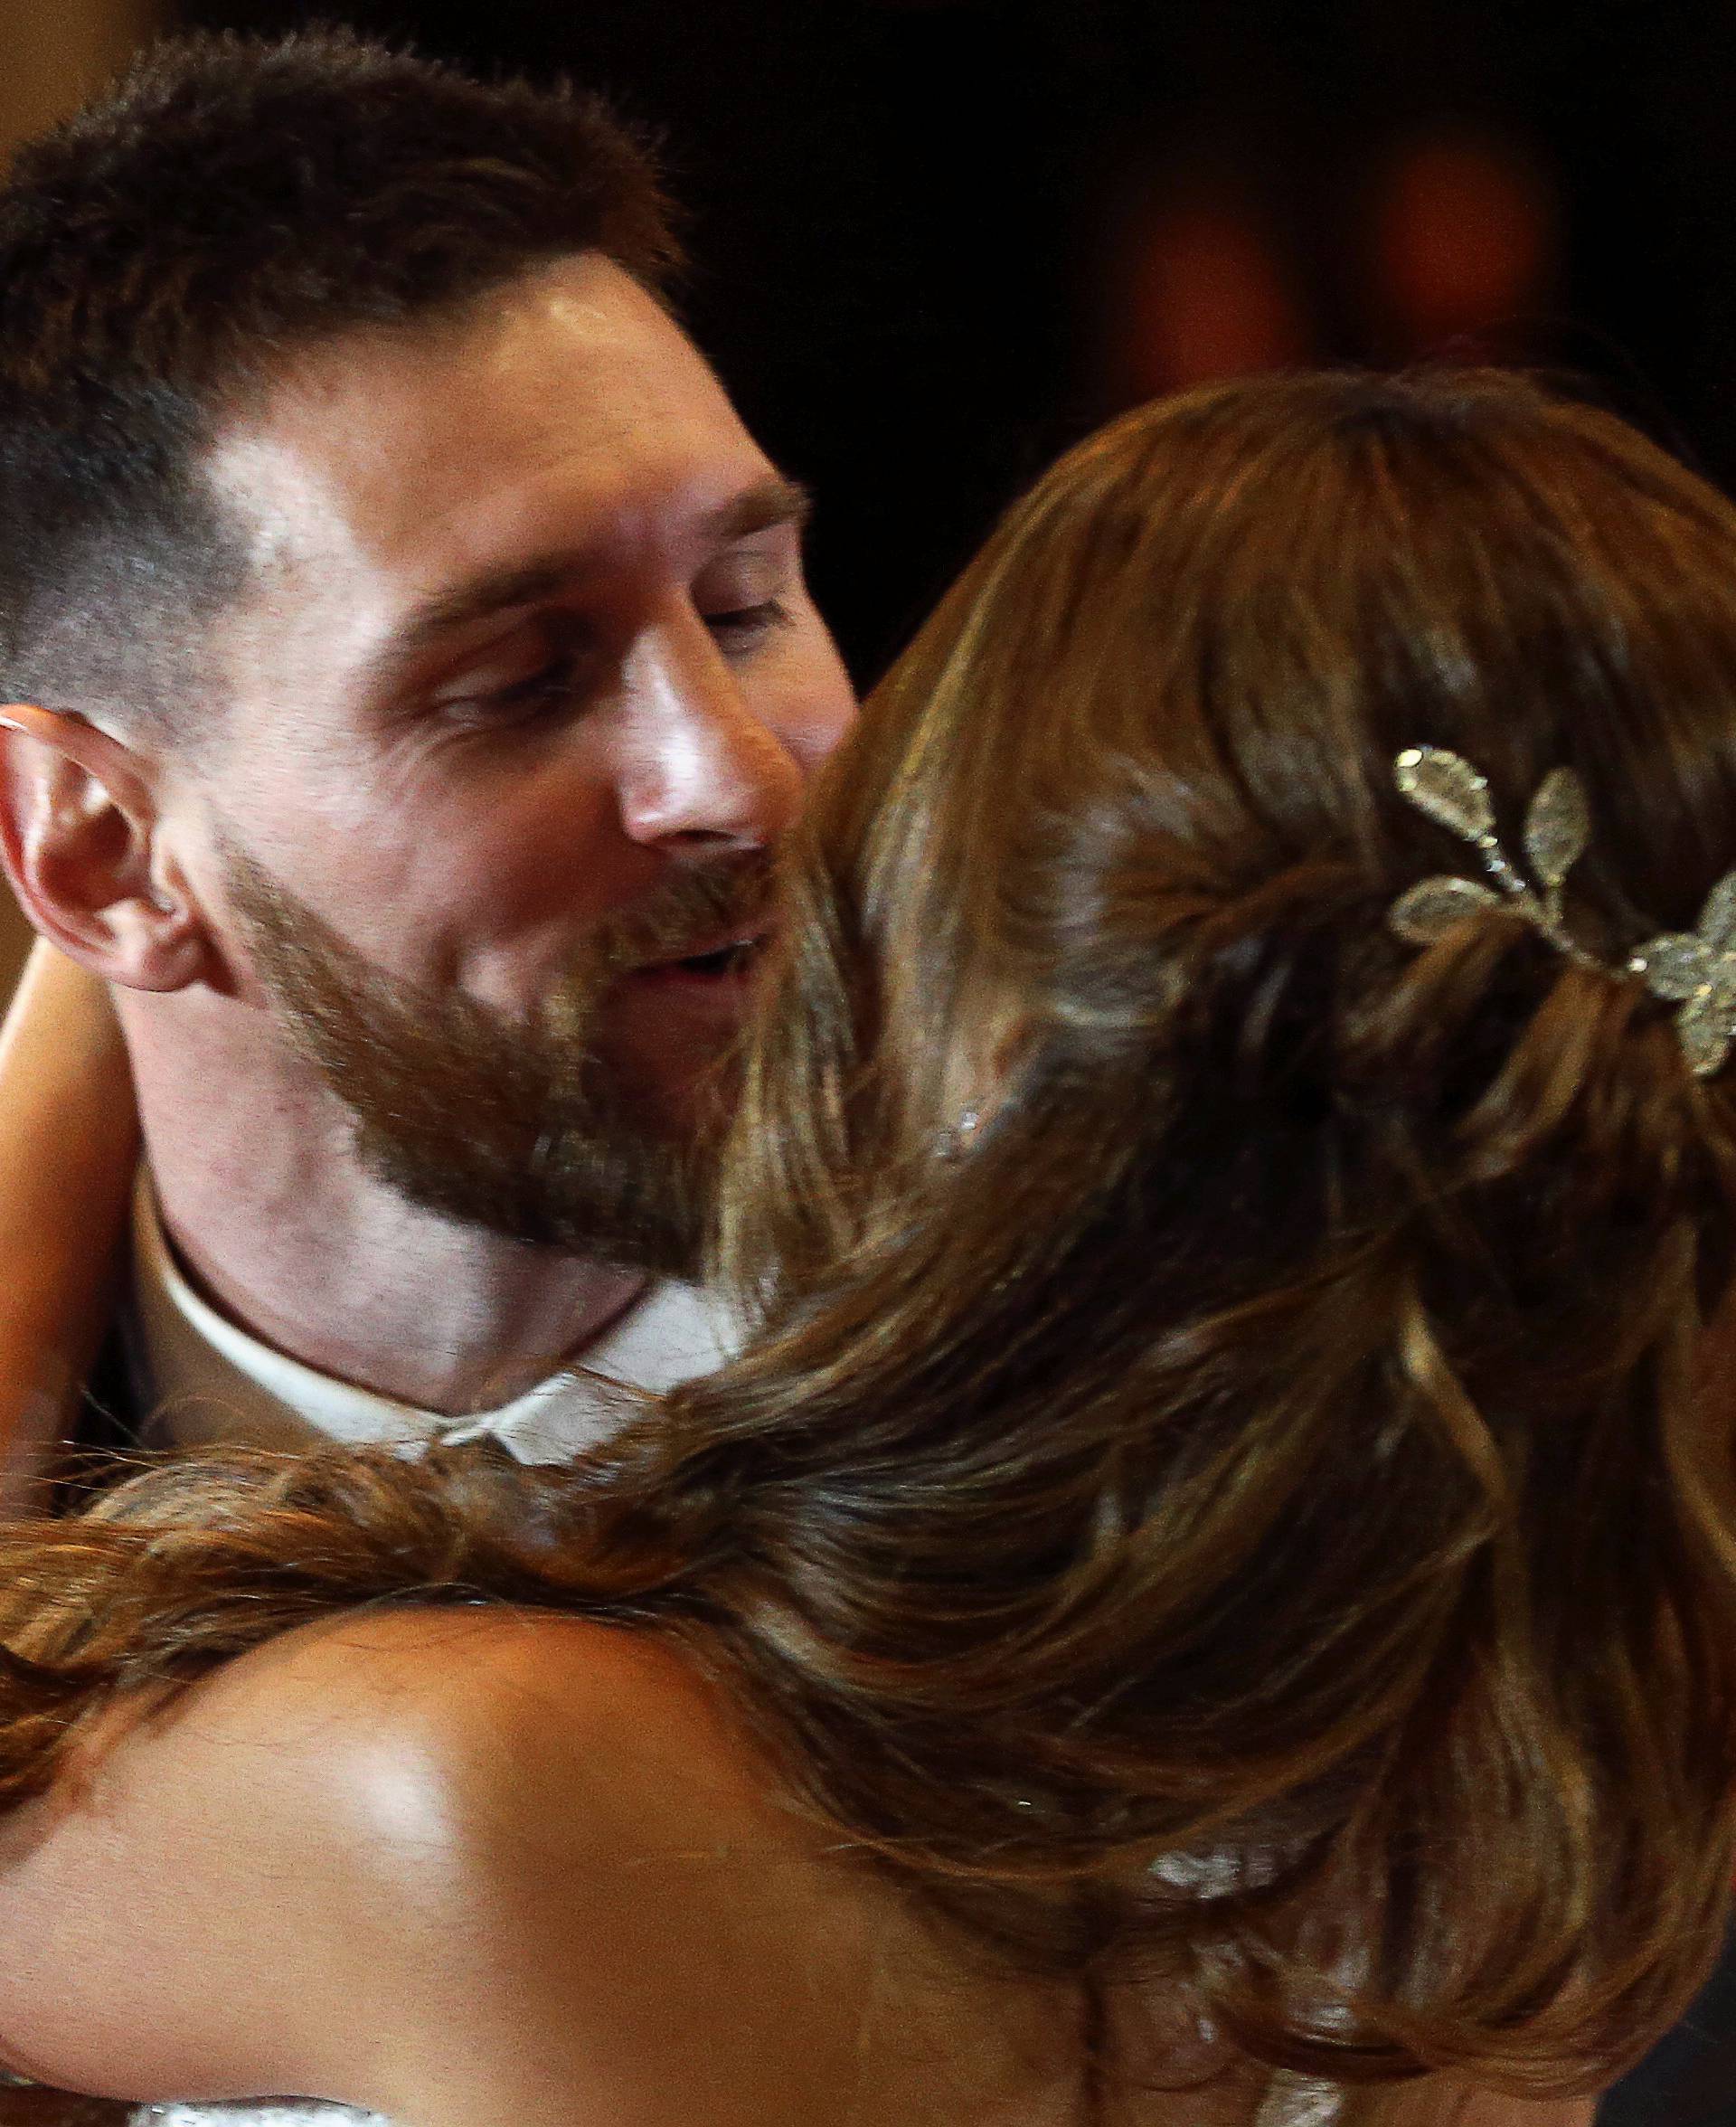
[4,370,1736,2115]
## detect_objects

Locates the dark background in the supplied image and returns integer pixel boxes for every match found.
[173,0,1736,690]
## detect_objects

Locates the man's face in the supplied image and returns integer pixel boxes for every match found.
[170,254,855,1267]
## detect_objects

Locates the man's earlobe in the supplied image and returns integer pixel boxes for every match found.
[0,704,212,994]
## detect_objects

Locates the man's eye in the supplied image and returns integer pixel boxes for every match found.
[496,661,580,708]
[439,657,586,727]
[704,598,793,652]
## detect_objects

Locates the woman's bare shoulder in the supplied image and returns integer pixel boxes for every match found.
[0,1605,782,2115]
[0,1602,1063,2125]
[173,1600,737,1807]
[224,1602,792,1884]
[259,1604,1086,2127]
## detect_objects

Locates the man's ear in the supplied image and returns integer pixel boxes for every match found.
[0,703,212,993]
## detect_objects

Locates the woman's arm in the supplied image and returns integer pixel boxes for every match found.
[0,942,135,1509]
[0,942,136,1511]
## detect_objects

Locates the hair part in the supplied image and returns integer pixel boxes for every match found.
[0,27,680,740]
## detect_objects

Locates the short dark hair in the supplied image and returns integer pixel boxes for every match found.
[0,28,679,735]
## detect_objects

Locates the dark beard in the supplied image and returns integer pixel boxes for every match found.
[221,844,771,1275]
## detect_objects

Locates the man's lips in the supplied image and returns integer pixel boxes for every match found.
[625,927,772,983]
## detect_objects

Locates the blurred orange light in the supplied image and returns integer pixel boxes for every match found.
[1373,133,1555,352]
[1118,194,1311,399]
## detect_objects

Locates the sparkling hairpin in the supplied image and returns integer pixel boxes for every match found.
[1388,745,1736,1077]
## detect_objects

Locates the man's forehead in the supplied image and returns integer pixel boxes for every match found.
[206,402,781,591]
[199,255,778,642]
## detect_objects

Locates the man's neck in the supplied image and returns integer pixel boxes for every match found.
[118,986,646,1417]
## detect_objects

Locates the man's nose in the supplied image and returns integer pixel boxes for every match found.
[616,613,806,854]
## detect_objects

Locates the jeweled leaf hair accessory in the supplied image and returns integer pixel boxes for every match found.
[1389,747,1596,967]
[1387,745,1736,1078]
[1627,876,1736,1078]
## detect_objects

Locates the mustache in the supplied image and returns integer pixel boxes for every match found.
[590,851,777,975]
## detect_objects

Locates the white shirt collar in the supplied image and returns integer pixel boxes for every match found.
[126,1168,731,1465]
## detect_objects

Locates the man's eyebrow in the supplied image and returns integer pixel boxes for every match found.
[371,474,815,688]
[705,474,813,544]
